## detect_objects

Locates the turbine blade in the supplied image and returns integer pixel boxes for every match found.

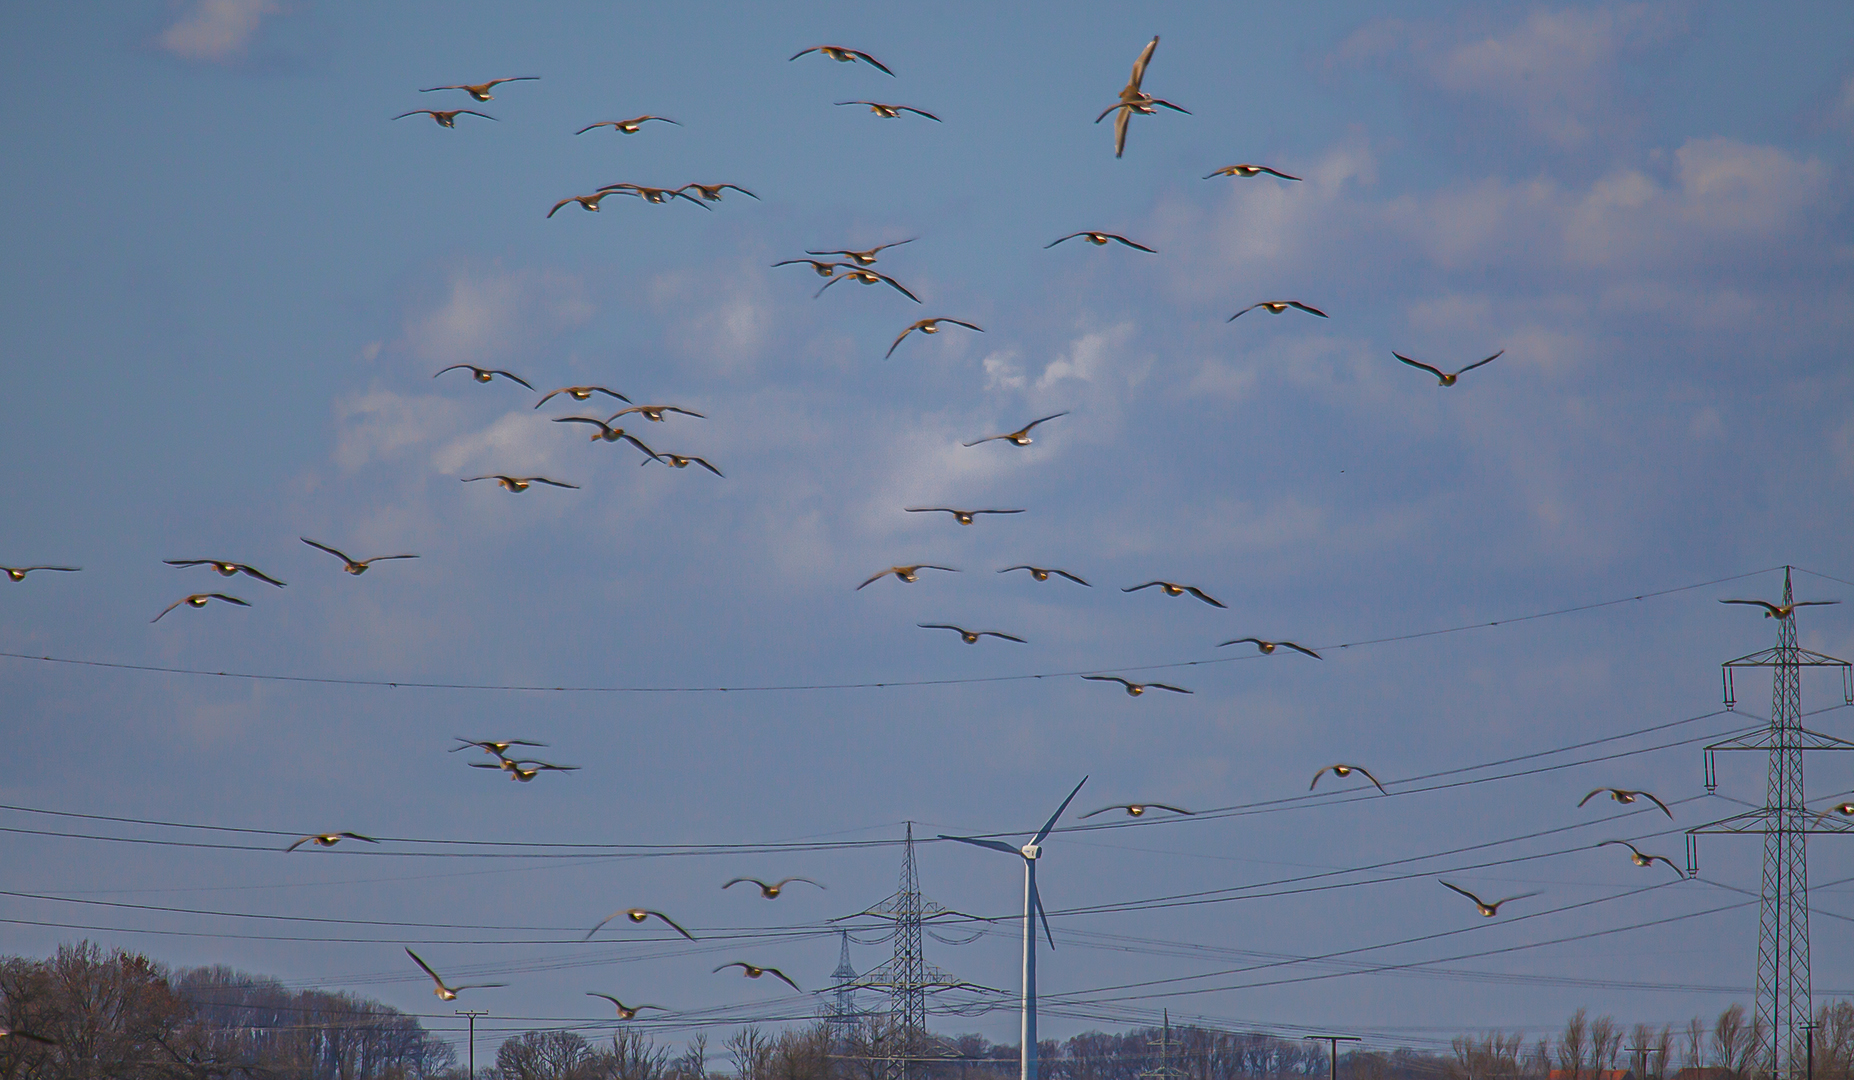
[939,834,1021,855]
[1031,874,1055,951]
[1032,776,1089,847]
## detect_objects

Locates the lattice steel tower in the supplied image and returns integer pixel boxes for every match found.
[1687,568,1854,1079]
[850,824,969,1080]
[822,930,864,1041]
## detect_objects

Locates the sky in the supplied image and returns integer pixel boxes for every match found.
[4,0,1854,1065]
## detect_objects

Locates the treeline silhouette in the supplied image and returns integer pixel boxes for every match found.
[0,942,455,1078]
[8,943,1854,1080]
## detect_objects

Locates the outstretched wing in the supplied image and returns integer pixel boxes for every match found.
[1183,586,1226,608]
[1280,641,1322,659]
[764,967,803,992]
[1053,569,1091,586]
[1454,349,1504,375]
[405,948,445,987]
[1109,235,1157,253]
[1439,880,1484,906]
[1394,352,1448,380]
[1127,36,1159,93]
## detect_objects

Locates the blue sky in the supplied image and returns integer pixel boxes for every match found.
[4,0,1854,1061]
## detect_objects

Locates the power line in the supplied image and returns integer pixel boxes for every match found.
[0,567,1777,695]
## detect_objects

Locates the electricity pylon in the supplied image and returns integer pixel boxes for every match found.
[1139,1011,1190,1080]
[822,930,864,1042]
[849,823,972,1080]
[1688,568,1854,1079]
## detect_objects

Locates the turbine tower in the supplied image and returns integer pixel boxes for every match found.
[941,776,1088,1080]
[1688,569,1854,1078]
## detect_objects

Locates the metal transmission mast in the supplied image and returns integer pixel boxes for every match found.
[822,931,864,1041]
[1688,568,1854,1079]
[851,824,970,1080]
[1139,1012,1190,1080]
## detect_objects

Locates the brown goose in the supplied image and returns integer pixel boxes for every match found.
[905,507,1023,525]
[713,962,801,991]
[285,832,377,853]
[857,565,958,590]
[963,412,1067,447]
[1309,764,1386,794]
[919,624,1026,644]
[1229,301,1327,321]
[393,109,496,128]
[611,405,704,423]
[405,949,505,1000]
[1394,350,1502,386]
[1124,580,1225,608]
[586,908,695,941]
[1046,231,1155,253]
[166,560,286,587]
[1598,840,1683,877]
[300,538,418,575]
[679,183,759,202]
[1204,164,1301,181]
[887,318,983,358]
[461,475,579,492]
[535,385,631,408]
[1082,675,1192,697]
[1078,803,1193,818]
[1720,597,1840,620]
[152,593,249,622]
[434,364,534,389]
[420,77,537,102]
[816,268,920,302]
[805,239,915,266]
[789,45,894,76]
[998,565,1090,586]
[1219,637,1320,658]
[1579,788,1672,818]
[2,565,79,582]
[576,116,680,135]
[587,994,663,1019]
[836,101,940,121]
[723,877,825,899]
[1440,881,1535,917]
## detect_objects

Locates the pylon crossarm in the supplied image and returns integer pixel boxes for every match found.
[1725,647,1852,669]
[1708,727,1854,752]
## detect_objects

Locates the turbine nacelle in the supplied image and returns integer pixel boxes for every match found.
[1020,843,1041,860]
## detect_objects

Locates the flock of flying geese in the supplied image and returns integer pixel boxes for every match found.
[7,38,1851,1028]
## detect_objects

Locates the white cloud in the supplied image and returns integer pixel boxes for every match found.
[1336,3,1692,148]
[156,0,279,63]
[648,264,775,375]
[402,266,593,367]
[1036,322,1139,390]
[332,389,465,473]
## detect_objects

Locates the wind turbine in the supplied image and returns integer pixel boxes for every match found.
[940,776,1087,1080]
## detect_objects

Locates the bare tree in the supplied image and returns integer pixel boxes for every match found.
[1559,1010,1590,1080]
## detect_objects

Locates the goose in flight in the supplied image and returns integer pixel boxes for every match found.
[405,949,505,1001]
[1394,350,1502,386]
[1124,580,1226,608]
[451,739,547,757]
[586,908,696,942]
[1204,164,1302,181]
[643,453,723,477]
[1829,802,1854,816]
[775,258,855,278]
[3,565,79,582]
[906,507,1024,525]
[462,475,580,492]
[434,364,534,389]
[836,101,941,121]
[611,405,704,423]
[1098,36,1188,158]
[919,624,1026,644]
[1079,803,1193,819]
[679,183,759,202]
[857,565,958,590]
[300,538,418,575]
[1046,231,1156,253]
[724,877,825,899]
[816,268,921,302]
[152,593,249,622]
[1220,637,1320,659]
[1310,764,1386,794]
[1229,301,1327,321]
[1579,788,1673,818]
[576,116,680,135]
[587,994,663,1020]
[285,832,378,853]
[805,239,915,266]
[1720,598,1840,620]
[789,45,894,76]
[535,385,632,408]
[551,417,661,458]
[887,318,983,358]
[470,758,578,782]
[963,412,1068,447]
[1440,881,1536,917]
[548,191,627,217]
[998,565,1090,586]
[421,77,537,102]
[393,109,496,128]
[595,183,710,208]
[165,560,286,587]
[1083,675,1192,697]
[713,962,801,992]
[1598,840,1683,877]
